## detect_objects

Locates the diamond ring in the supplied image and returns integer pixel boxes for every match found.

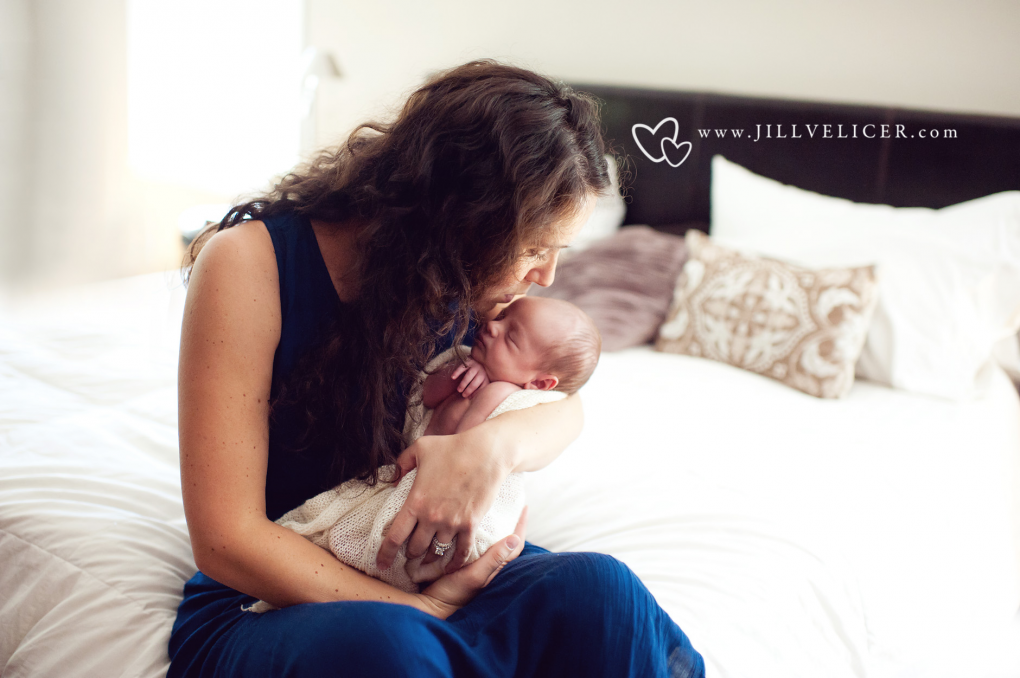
[431,535,454,556]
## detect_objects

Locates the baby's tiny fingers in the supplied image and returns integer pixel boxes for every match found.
[458,370,477,392]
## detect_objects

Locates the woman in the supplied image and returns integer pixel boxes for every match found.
[170,59,704,677]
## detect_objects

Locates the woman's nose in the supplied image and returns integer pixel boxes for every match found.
[524,259,556,287]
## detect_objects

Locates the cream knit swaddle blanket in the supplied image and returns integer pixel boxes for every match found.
[245,346,565,612]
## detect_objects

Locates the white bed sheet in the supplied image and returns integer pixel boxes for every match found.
[525,346,1020,678]
[1,271,1018,678]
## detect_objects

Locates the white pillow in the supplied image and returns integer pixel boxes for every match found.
[569,154,626,252]
[710,154,1020,401]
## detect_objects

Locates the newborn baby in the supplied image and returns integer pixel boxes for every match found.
[412,296,602,439]
[245,298,601,612]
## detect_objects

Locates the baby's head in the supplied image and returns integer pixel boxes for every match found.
[470,296,601,395]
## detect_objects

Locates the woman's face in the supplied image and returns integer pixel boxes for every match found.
[479,195,597,319]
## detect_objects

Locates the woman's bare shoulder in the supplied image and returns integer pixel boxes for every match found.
[184,220,282,348]
[198,220,277,274]
[193,220,277,290]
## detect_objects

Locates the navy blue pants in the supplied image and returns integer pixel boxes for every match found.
[168,543,704,678]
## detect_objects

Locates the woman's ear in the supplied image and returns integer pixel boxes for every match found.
[525,375,559,391]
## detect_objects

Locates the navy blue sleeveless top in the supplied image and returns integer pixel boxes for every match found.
[262,212,473,521]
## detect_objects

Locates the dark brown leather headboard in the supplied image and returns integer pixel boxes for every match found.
[569,84,1020,230]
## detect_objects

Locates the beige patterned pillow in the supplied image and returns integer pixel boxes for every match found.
[654,230,879,398]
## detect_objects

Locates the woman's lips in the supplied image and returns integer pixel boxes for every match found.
[501,294,514,303]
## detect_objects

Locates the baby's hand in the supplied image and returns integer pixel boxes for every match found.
[450,358,490,399]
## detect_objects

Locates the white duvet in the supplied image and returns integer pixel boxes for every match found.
[1,271,1018,678]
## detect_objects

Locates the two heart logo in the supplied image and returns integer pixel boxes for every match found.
[631,117,691,167]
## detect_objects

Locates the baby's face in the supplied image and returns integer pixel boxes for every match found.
[470,296,578,389]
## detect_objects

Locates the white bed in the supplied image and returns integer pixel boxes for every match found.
[2,270,1019,677]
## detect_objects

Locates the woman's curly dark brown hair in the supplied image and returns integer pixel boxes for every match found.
[181,59,615,487]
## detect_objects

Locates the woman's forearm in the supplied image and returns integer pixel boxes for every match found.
[194,516,425,612]
[481,392,584,473]
[375,391,581,573]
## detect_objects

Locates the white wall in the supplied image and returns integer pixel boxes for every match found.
[25,0,149,291]
[0,0,302,294]
[0,0,33,284]
[308,0,1020,148]
[2,0,1017,291]
[0,0,179,293]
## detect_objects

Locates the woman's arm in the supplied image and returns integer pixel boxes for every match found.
[477,390,583,472]
[179,222,428,611]
[380,390,583,572]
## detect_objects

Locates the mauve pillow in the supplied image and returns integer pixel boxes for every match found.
[531,225,689,351]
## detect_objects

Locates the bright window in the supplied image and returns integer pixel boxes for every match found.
[127,0,304,196]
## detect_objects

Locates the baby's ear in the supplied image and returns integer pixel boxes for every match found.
[525,375,559,391]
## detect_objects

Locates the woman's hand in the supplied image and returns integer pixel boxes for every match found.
[450,357,490,399]
[377,425,512,573]
[413,508,528,620]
